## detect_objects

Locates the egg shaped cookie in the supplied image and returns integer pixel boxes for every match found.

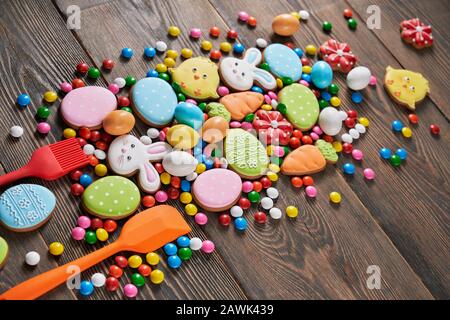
[82,176,141,220]
[174,102,205,130]
[131,77,178,127]
[0,184,56,232]
[0,237,8,269]
[263,44,302,81]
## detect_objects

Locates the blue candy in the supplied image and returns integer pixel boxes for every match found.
[233,43,245,54]
[79,174,93,187]
[181,180,191,192]
[293,48,303,57]
[176,236,190,248]
[342,163,355,175]
[234,217,248,231]
[121,47,134,59]
[379,147,392,159]
[251,85,263,93]
[167,255,182,269]
[320,91,331,101]
[311,61,333,89]
[146,69,159,78]
[144,47,156,58]
[163,243,177,256]
[391,120,404,132]
[79,280,94,296]
[395,148,408,160]
[351,92,363,104]
[301,73,311,83]
[17,94,30,107]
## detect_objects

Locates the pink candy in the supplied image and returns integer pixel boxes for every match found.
[241,122,253,130]
[238,11,249,22]
[60,82,73,93]
[268,91,277,100]
[217,86,229,96]
[230,121,242,128]
[77,215,91,229]
[305,186,317,198]
[272,146,285,157]
[369,75,377,86]
[123,284,138,298]
[264,94,271,104]
[71,227,86,240]
[37,122,51,134]
[189,28,202,38]
[312,126,323,135]
[201,240,215,253]
[158,130,166,141]
[299,80,309,87]
[155,191,168,203]
[363,168,376,180]
[310,132,319,141]
[107,83,120,94]
[352,149,363,161]
[194,212,208,225]
[185,99,197,105]
[242,181,253,193]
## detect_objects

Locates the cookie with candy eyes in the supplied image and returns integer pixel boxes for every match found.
[0,184,56,232]
[131,77,178,127]
[263,44,302,82]
[170,57,220,100]
[108,135,172,194]
[0,237,8,270]
[384,66,429,110]
[61,86,117,129]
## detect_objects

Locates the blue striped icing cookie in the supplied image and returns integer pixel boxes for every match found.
[263,44,302,82]
[131,77,178,127]
[0,184,56,232]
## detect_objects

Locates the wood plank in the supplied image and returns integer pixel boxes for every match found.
[0,0,245,299]
[211,0,443,298]
[348,0,450,118]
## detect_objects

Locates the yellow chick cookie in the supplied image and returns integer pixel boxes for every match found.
[170,57,220,100]
[384,66,429,110]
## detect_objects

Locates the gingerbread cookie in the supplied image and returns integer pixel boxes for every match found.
[278,83,319,131]
[170,57,220,100]
[219,47,276,91]
[82,176,141,220]
[281,145,326,175]
[400,18,433,49]
[225,128,269,179]
[61,86,117,129]
[384,66,429,110]
[108,135,172,193]
[315,139,338,164]
[0,184,56,232]
[0,237,8,270]
[131,77,178,127]
[252,110,293,145]
[192,169,241,212]
[219,91,264,121]
[319,39,357,73]
[263,44,302,81]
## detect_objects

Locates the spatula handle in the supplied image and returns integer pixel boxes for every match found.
[0,241,122,300]
[0,165,33,187]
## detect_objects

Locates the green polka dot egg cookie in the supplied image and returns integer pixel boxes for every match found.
[82,176,141,220]
[0,236,8,269]
[279,83,319,131]
[225,128,269,179]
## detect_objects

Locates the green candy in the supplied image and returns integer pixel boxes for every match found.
[323,21,332,32]
[277,103,287,115]
[178,247,192,261]
[198,102,207,112]
[244,113,255,122]
[259,63,270,71]
[206,102,231,122]
[248,191,260,203]
[172,81,182,93]
[87,67,100,79]
[131,273,146,287]
[319,99,329,109]
[271,157,283,166]
[328,84,339,95]
[37,106,51,119]
[125,75,137,86]
[348,18,357,30]
[158,73,170,82]
[315,139,338,163]
[0,236,8,269]
[390,154,402,167]
[85,231,97,245]
[121,107,132,113]
[281,77,293,86]
[177,93,186,102]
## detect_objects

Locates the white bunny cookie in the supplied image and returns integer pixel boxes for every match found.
[219,47,276,91]
[108,135,171,193]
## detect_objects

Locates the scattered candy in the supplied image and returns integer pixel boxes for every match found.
[363,168,376,180]
[123,284,138,298]
[49,242,64,256]
[10,125,24,138]
[79,280,94,296]
[329,192,341,204]
[430,124,440,135]
[25,251,40,266]
[286,206,298,218]
[91,273,106,287]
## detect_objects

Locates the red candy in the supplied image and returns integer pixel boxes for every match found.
[154,163,164,174]
[209,26,220,37]
[76,62,89,74]
[300,57,310,66]
[105,277,120,292]
[71,78,85,89]
[142,195,156,208]
[90,218,103,230]
[301,135,313,145]
[101,132,113,143]
[238,197,251,210]
[342,142,353,154]
[89,130,101,142]
[323,134,333,143]
[343,8,353,19]
[302,176,314,186]
[247,16,257,27]
[344,117,356,128]
[138,264,152,277]
[70,170,83,181]
[115,256,128,268]
[291,129,303,139]
[210,50,222,60]
[88,155,99,167]
[170,176,181,188]
[289,137,301,149]
[102,59,115,70]
[430,124,440,135]
[219,214,231,226]
[291,177,303,188]
[167,187,180,200]
[109,265,123,278]
[70,183,84,196]
[79,127,91,140]
[117,96,130,107]
[227,29,238,40]
[408,114,419,124]
[260,177,272,189]
[95,141,109,151]
[104,219,117,233]
[76,137,87,147]
[254,211,267,224]
[347,110,358,118]
[252,181,263,192]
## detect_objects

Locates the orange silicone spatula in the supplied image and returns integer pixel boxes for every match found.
[0,205,191,300]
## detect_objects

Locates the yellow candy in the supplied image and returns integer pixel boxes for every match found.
[195,163,206,174]
[63,128,76,139]
[302,66,312,74]
[305,44,316,56]
[150,269,165,284]
[358,117,370,127]
[276,78,283,89]
[163,57,176,68]
[201,40,213,51]
[128,255,142,268]
[146,252,160,266]
[329,191,341,204]
[332,141,343,152]
[160,172,171,185]
[267,171,278,182]
[168,25,181,37]
[286,206,298,218]
[290,12,300,20]
[330,96,341,107]
[94,164,108,177]
[220,42,232,53]
[155,63,167,73]
[268,163,280,173]
[166,50,178,59]
[96,228,109,242]
[181,48,193,59]
[261,104,272,111]
[49,242,64,256]
[266,145,274,156]
[180,192,193,204]
[185,203,197,216]
[44,91,58,103]
[402,127,412,138]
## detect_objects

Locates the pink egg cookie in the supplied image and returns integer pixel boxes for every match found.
[61,86,117,129]
[192,169,242,212]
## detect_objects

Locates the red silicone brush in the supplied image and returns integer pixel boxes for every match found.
[0,138,89,187]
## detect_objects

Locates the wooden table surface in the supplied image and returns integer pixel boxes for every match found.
[0,0,448,300]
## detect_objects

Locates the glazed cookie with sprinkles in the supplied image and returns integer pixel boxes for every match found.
[263,43,302,82]
[319,39,357,73]
[400,18,433,49]
[0,236,9,269]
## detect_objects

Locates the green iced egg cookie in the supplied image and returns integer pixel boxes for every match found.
[315,139,338,164]
[82,176,141,220]
[225,129,269,179]
[279,83,319,131]
[0,236,8,269]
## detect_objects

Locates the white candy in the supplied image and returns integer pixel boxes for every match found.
[91,273,106,287]
[355,123,366,134]
[260,197,274,210]
[346,66,371,91]
[186,172,198,181]
[271,99,278,109]
[318,107,347,136]
[10,125,24,138]
[163,151,198,177]
[269,207,282,220]
[220,157,228,169]
[299,10,310,20]
[189,237,202,251]
[155,41,168,52]
[140,135,152,145]
[341,133,353,144]
[230,206,243,217]
[83,144,95,155]
[266,187,279,199]
[94,149,106,160]
[147,128,160,139]
[25,251,40,266]
[113,77,126,88]
[349,128,360,139]
[256,38,268,48]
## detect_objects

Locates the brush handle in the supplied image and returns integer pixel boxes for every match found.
[0,241,122,300]
[0,164,33,187]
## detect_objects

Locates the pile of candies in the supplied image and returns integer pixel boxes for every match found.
[7,8,441,299]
